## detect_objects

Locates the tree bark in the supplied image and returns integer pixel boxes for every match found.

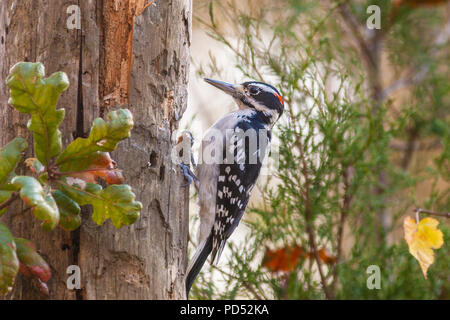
[0,0,191,300]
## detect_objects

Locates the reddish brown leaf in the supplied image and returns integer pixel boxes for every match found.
[262,245,336,273]
[15,238,51,283]
[317,248,337,265]
[262,245,304,273]
[68,152,124,184]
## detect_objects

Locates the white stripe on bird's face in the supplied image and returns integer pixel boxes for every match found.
[250,83,279,96]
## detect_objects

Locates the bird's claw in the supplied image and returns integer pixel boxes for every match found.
[179,163,199,188]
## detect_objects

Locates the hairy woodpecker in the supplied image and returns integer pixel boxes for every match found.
[185,78,284,296]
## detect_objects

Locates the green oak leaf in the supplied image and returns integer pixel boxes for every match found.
[0,174,20,217]
[11,176,59,231]
[56,109,134,172]
[0,137,28,184]
[52,190,81,231]
[6,62,69,165]
[0,190,13,217]
[14,238,51,283]
[0,223,19,295]
[0,174,19,193]
[58,179,141,229]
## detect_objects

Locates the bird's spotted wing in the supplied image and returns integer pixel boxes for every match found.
[210,121,271,263]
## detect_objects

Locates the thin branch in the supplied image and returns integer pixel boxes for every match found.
[295,135,334,300]
[332,165,354,291]
[380,65,428,100]
[195,16,264,81]
[188,236,266,299]
[336,2,376,72]
[389,139,442,151]
[210,264,266,300]
[414,208,450,219]
[400,128,420,170]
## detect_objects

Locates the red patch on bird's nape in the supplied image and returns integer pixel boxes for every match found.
[273,92,283,105]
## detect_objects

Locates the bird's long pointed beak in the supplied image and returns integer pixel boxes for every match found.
[204,78,238,96]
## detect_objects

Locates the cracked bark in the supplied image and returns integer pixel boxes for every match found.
[0,0,191,299]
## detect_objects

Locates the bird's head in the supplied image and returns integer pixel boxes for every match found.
[204,78,284,125]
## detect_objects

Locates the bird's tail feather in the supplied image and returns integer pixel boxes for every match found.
[185,234,213,297]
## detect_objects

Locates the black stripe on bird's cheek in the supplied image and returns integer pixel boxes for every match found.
[242,97,256,109]
[255,92,277,110]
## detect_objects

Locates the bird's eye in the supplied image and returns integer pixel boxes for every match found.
[248,86,260,95]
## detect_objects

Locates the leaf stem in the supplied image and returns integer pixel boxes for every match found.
[414,208,450,219]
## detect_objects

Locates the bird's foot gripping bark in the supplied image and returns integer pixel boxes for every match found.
[176,130,199,188]
[179,163,199,188]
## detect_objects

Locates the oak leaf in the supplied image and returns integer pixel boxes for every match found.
[52,190,81,231]
[317,248,337,265]
[0,223,19,294]
[14,238,51,283]
[6,62,69,165]
[12,176,59,231]
[56,109,133,172]
[66,152,124,185]
[0,137,28,184]
[59,180,141,229]
[262,245,304,272]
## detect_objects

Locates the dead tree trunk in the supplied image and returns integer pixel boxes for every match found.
[0,0,191,300]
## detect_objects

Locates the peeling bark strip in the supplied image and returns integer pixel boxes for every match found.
[99,0,153,108]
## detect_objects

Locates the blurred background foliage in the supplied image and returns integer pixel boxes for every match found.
[186,0,449,299]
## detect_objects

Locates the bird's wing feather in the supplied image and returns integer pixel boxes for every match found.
[210,120,270,263]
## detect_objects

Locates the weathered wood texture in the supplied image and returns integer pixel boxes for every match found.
[79,0,191,299]
[0,0,191,299]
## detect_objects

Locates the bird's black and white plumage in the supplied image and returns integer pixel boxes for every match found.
[185,79,284,296]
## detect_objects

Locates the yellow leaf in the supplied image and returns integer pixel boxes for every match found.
[404,216,444,278]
